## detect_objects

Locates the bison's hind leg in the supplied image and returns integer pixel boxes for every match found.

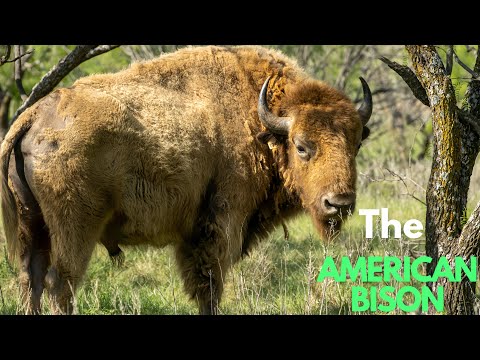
[42,194,118,314]
[22,216,50,314]
[44,213,106,315]
[9,149,51,314]
[17,209,50,315]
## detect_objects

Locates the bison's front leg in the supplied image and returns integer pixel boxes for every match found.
[175,219,230,315]
[175,189,244,315]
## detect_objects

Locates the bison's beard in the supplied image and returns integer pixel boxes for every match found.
[309,207,345,241]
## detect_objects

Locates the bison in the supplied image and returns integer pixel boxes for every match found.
[1,45,372,314]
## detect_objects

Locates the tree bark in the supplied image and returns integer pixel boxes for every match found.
[14,45,28,101]
[0,90,11,139]
[402,45,480,314]
[385,46,480,313]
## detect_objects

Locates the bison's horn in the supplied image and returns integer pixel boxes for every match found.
[357,77,372,126]
[258,77,292,135]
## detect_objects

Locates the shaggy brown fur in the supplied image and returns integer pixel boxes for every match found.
[0,46,370,314]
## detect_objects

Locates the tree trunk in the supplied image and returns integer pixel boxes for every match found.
[0,89,11,140]
[405,45,480,314]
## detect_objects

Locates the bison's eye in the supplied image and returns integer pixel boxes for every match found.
[293,137,314,161]
[297,145,306,154]
[296,144,310,160]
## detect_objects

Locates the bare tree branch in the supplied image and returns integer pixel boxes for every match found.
[14,46,28,101]
[383,168,426,206]
[445,45,454,76]
[0,91,11,139]
[335,45,366,90]
[379,56,430,106]
[380,54,480,137]
[0,45,11,66]
[458,109,480,137]
[445,197,480,314]
[9,49,33,64]
[1,45,34,67]
[85,45,120,60]
[353,88,394,103]
[465,45,476,54]
[456,199,480,258]
[475,45,480,75]
[464,46,480,116]
[453,50,480,79]
[463,45,480,135]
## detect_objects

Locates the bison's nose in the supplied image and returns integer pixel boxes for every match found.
[321,193,356,216]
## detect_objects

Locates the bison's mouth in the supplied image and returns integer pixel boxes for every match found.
[304,191,356,240]
[309,206,353,241]
[313,215,343,241]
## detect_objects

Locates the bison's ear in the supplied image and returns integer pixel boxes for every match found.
[362,126,370,141]
[256,131,280,146]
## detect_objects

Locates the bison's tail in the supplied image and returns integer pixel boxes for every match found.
[1,110,35,264]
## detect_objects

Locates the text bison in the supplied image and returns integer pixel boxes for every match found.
[1,46,372,314]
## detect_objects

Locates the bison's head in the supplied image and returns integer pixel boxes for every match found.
[257,77,372,239]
